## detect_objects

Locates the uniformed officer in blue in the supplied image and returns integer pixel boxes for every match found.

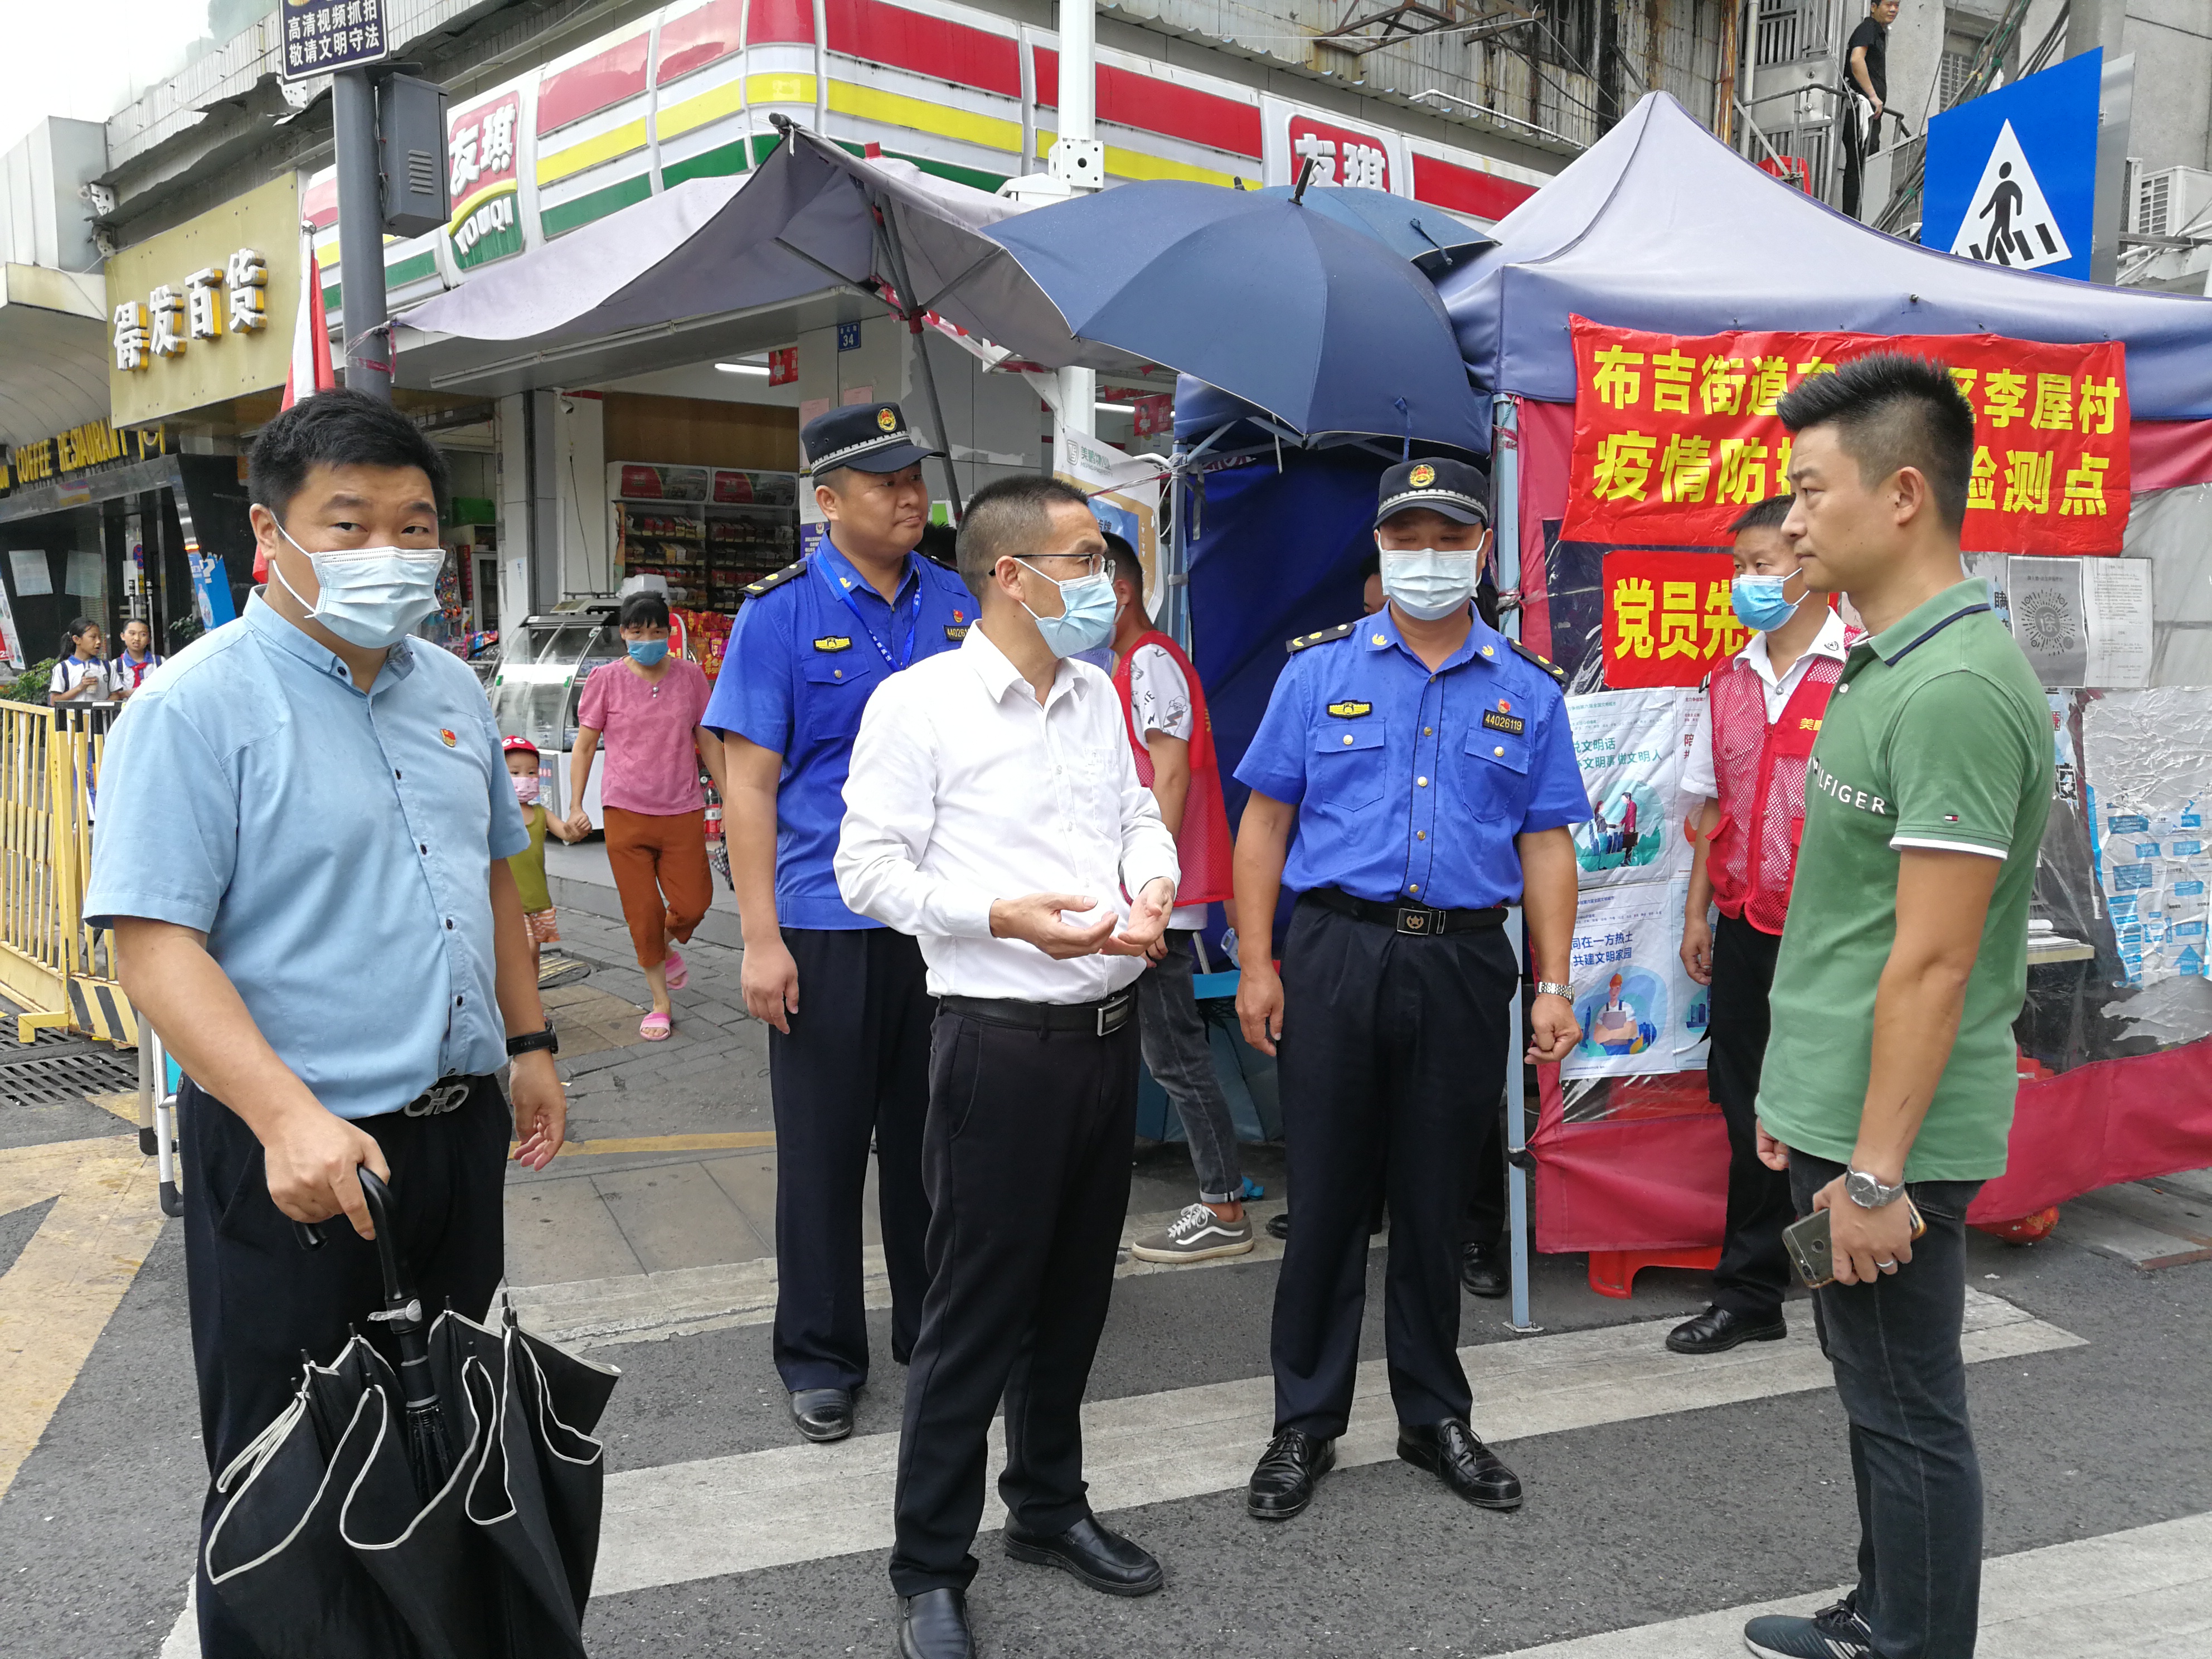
[1232,456,1588,1521]
[705,400,973,1444]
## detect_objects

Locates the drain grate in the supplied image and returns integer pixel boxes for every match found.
[0,1041,139,1107]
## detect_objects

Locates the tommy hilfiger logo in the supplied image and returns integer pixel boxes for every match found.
[1808,755,1892,817]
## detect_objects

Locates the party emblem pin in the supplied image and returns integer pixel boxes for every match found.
[1408,463,1436,487]
[876,408,898,431]
[438,728,457,747]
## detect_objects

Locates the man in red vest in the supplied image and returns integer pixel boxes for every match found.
[1103,533,1250,1263]
[1672,494,1861,1355]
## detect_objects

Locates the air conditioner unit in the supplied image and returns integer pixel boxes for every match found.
[2136,167,2212,241]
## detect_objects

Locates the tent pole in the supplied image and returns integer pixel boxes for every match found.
[1165,440,1191,649]
[1493,391,1540,1336]
[875,207,966,521]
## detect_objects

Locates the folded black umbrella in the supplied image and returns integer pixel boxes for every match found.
[205,1172,620,1658]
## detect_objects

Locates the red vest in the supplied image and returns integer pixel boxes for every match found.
[1112,629,1235,906]
[1705,641,1854,935]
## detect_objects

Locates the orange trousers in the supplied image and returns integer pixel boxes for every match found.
[602,806,712,969]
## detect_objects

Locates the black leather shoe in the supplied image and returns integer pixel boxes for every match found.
[896,1588,972,1659]
[790,1387,854,1443]
[1666,1305,1787,1355]
[1398,1419,1522,1511]
[1247,1428,1336,1520]
[1265,1211,1291,1241]
[1460,1241,1508,1299]
[1005,1514,1163,1596]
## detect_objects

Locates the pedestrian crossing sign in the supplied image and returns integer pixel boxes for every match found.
[1947,122,2072,271]
[1923,48,2100,284]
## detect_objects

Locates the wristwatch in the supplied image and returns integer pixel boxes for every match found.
[1844,1167,1907,1209]
[1534,981,1573,1000]
[506,1021,559,1060]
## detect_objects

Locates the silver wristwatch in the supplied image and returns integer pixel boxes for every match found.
[1534,981,1573,1000]
[1844,1168,1908,1209]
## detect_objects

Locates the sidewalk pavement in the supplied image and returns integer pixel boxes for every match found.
[516,853,1289,1347]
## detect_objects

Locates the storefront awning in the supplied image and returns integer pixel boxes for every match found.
[0,265,109,449]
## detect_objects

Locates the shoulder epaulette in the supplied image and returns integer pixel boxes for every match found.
[741,559,808,600]
[1286,622,1358,654]
[1511,639,1568,686]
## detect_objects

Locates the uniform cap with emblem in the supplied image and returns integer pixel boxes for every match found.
[1374,456,1490,529]
[801,400,946,477]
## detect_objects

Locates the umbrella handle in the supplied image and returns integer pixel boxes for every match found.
[289,1170,409,1314]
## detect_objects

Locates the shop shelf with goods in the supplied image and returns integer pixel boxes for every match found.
[610,463,798,614]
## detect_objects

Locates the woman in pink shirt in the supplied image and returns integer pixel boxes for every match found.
[567,591,731,1039]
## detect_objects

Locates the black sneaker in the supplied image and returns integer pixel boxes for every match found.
[1743,1597,1874,1658]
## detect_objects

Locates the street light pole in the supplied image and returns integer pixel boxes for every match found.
[333,66,392,401]
[1052,0,1102,446]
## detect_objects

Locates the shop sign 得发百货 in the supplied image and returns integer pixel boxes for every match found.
[106,174,303,428]
[1562,319,2130,555]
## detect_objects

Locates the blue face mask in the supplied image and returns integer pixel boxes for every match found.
[1016,561,1118,659]
[1731,573,1803,634]
[627,639,671,667]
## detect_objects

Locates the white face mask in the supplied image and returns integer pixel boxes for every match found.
[1377,547,1481,622]
[271,525,445,649]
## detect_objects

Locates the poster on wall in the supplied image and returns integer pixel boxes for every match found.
[0,582,22,668]
[2006,555,2153,688]
[2009,556,2088,685]
[1561,319,2128,554]
[2081,687,2212,986]
[1054,430,1162,599]
[1671,875,1712,1068]
[1565,687,1690,888]
[1561,881,1680,1080]
[2082,559,2152,688]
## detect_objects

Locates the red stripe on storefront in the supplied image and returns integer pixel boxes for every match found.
[739,0,1021,96]
[303,175,338,229]
[1031,51,1263,159]
[1411,152,1537,220]
[537,32,652,134]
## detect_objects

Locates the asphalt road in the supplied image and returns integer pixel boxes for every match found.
[2,919,2206,1658]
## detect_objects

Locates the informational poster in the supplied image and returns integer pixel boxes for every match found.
[2009,556,2087,685]
[1562,319,2128,554]
[1566,687,1690,888]
[66,551,103,599]
[1562,882,1680,1080]
[0,581,23,668]
[9,551,51,596]
[1671,875,1713,1068]
[2081,688,2212,986]
[2082,558,2152,688]
[1960,551,2010,621]
[1598,550,1743,688]
[1055,429,1161,598]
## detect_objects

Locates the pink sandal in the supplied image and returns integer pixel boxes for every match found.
[662,947,688,990]
[639,1011,672,1041]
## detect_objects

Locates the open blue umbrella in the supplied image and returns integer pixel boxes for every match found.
[978,180,1490,449]
[1246,183,1493,276]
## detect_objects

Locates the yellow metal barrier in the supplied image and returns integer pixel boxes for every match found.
[0,700,134,1046]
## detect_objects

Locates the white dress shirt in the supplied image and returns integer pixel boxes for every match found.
[837,623,1181,1003]
[1682,607,1851,800]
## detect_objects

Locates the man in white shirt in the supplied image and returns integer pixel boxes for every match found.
[1672,494,1858,1358]
[837,474,1180,1659]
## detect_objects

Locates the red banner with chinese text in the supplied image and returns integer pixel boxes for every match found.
[1562,319,2129,554]
[1600,551,1745,688]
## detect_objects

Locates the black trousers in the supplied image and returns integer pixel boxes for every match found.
[1706,912,1798,1320]
[1461,1097,1508,1250]
[888,1006,1138,1595]
[768,925,934,1391]
[1272,900,1517,1438]
[1792,1152,1985,1658]
[182,1076,508,1659]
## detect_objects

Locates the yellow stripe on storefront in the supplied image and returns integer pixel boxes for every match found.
[538,117,652,186]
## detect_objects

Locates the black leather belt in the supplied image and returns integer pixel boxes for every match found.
[401,1075,489,1118]
[1305,886,1507,937]
[938,988,1137,1038]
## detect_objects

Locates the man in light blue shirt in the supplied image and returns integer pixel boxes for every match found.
[84,389,566,1659]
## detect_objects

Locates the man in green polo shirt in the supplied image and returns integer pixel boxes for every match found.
[1741,355,2051,1659]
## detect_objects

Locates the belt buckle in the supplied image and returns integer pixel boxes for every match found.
[1394,904,1443,935]
[405,1080,471,1118]
[1096,992,1132,1037]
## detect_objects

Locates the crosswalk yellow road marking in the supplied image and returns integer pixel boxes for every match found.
[0,1134,168,1503]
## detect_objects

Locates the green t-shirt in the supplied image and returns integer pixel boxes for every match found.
[507,802,552,914]
[1758,578,2053,1181]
